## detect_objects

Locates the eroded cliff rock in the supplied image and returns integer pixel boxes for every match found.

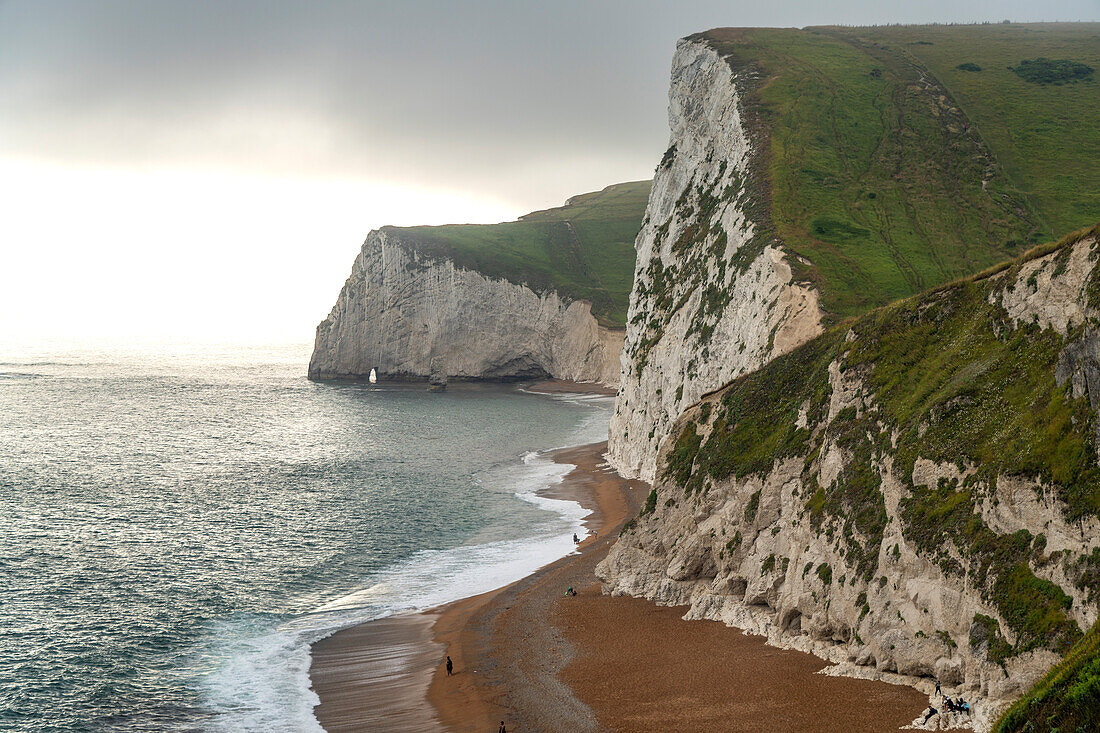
[600,228,1100,731]
[608,37,822,482]
[309,229,623,383]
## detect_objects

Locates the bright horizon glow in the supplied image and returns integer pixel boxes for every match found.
[3,1,1095,351]
[0,157,523,347]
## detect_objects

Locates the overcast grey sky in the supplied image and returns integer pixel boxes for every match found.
[1,0,1096,346]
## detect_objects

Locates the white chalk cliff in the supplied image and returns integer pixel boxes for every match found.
[607,38,822,482]
[309,229,623,384]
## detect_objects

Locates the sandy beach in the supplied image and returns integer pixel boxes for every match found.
[310,438,929,732]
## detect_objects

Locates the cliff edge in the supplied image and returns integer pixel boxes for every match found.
[607,37,823,482]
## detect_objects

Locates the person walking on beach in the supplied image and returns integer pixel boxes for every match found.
[446,655,453,676]
[498,722,506,733]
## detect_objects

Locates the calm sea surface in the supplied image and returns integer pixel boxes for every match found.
[0,343,611,731]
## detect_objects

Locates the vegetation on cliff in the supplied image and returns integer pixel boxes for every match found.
[612,23,1099,482]
[388,181,649,326]
[660,224,1100,663]
[695,23,1099,321]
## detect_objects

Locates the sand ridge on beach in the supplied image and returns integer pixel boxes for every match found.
[310,438,928,732]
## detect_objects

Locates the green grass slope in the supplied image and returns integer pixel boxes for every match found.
[698,23,1098,322]
[842,23,1100,240]
[994,617,1100,732]
[387,181,650,327]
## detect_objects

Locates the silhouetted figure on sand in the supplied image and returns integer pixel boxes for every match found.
[445,656,453,675]
[573,533,579,544]
[499,721,506,733]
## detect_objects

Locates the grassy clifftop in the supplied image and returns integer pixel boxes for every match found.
[386,181,650,327]
[697,23,1098,322]
[845,23,1100,238]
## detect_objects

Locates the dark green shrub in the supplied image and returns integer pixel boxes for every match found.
[744,490,762,522]
[1010,58,1094,85]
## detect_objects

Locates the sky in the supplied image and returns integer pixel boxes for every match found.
[1,1,1097,348]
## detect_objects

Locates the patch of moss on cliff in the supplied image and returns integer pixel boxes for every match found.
[815,413,890,580]
[1075,547,1100,602]
[687,331,840,482]
[846,247,1100,522]
[744,489,762,522]
[665,421,703,489]
[971,613,1015,666]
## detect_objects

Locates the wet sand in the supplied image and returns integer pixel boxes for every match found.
[311,612,443,732]
[311,438,929,732]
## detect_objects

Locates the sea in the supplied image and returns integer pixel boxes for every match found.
[0,343,612,732]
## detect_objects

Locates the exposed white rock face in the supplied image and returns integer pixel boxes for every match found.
[998,237,1096,335]
[309,229,623,384]
[608,38,822,482]
[600,237,1100,732]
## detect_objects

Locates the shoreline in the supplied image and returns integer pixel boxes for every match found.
[425,441,643,731]
[308,440,638,732]
[310,438,930,732]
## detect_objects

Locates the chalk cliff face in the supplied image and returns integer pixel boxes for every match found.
[607,38,822,482]
[309,229,623,383]
[600,231,1100,730]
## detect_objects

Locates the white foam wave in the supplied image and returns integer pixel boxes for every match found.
[196,617,326,733]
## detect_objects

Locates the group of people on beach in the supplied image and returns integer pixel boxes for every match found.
[922,682,970,724]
